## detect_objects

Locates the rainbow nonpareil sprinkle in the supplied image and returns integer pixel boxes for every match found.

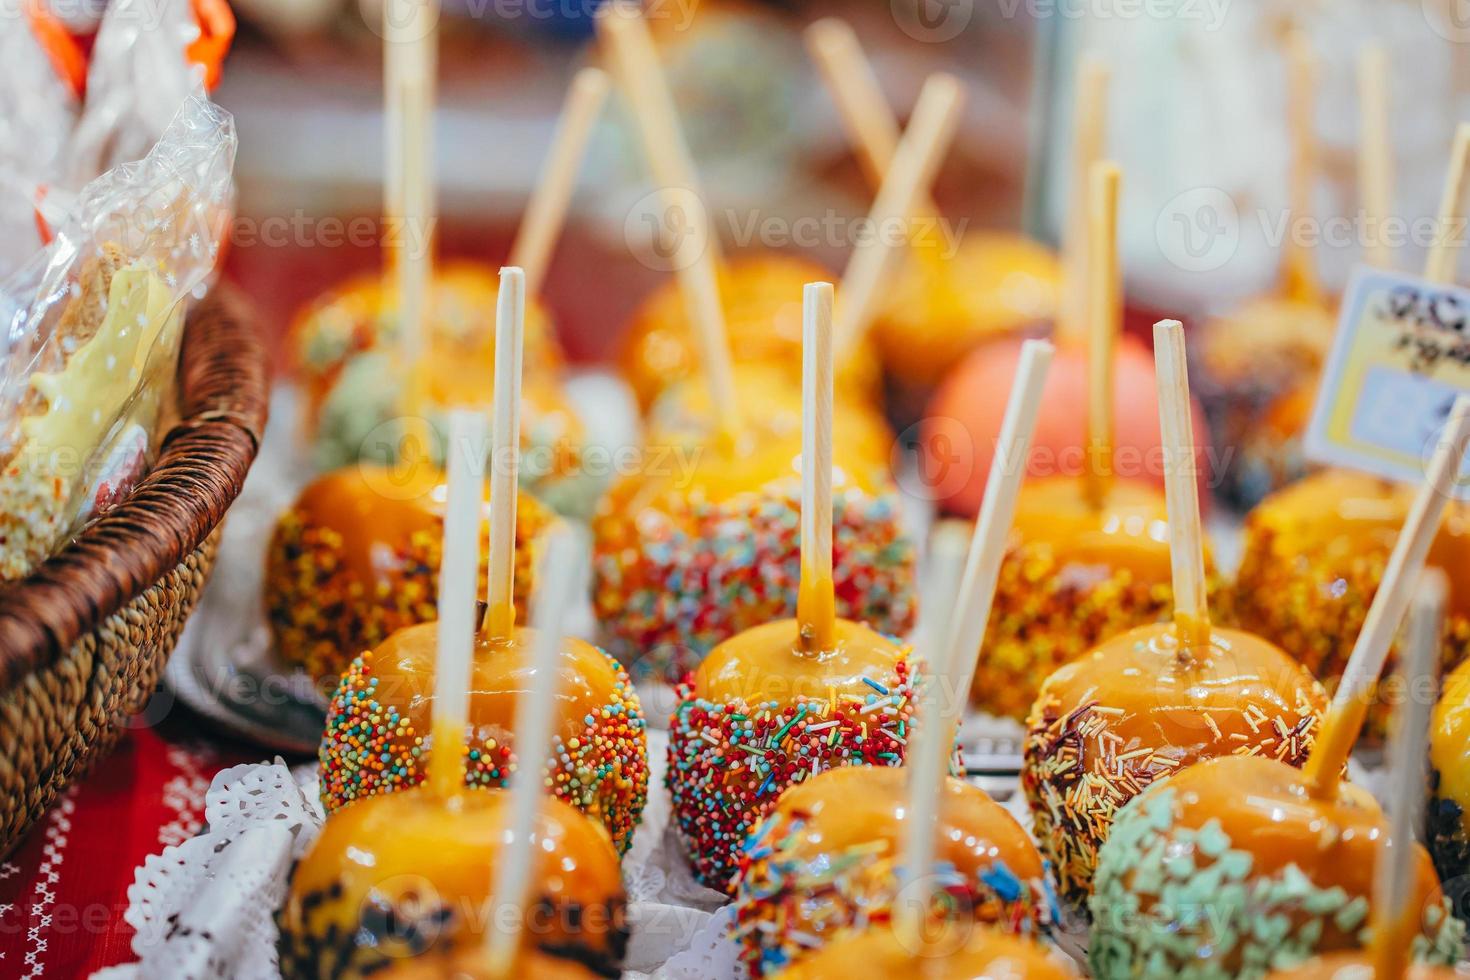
[666,658,917,893]
[592,480,916,679]
[319,647,649,855]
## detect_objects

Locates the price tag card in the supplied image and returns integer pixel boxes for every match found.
[1304,265,1470,492]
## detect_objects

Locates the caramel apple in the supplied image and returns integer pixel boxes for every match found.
[1088,755,1461,978]
[1235,469,1470,743]
[1023,621,1326,909]
[770,925,1077,980]
[1021,319,1326,911]
[1428,655,1470,924]
[666,282,918,891]
[617,252,882,412]
[277,787,627,979]
[668,616,916,891]
[730,765,1056,976]
[264,461,553,681]
[941,167,1217,721]
[874,234,1060,390]
[589,398,914,678]
[320,620,648,853]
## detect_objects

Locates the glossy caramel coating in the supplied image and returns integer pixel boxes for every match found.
[617,252,882,411]
[732,766,1055,976]
[371,947,600,980]
[1429,655,1470,911]
[1267,954,1469,980]
[1023,621,1327,909]
[1011,478,1173,582]
[1236,469,1470,742]
[278,788,627,979]
[645,361,895,474]
[695,617,907,705]
[973,477,1200,720]
[874,233,1061,388]
[772,925,1077,980]
[590,413,915,674]
[320,622,648,851]
[291,262,562,425]
[263,463,553,681]
[1089,755,1462,979]
[668,619,917,891]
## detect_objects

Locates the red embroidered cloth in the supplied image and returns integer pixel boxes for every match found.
[0,720,260,978]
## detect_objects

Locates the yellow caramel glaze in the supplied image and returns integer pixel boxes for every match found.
[1010,477,1173,583]
[1267,954,1468,980]
[771,925,1077,980]
[1242,470,1470,619]
[362,623,633,755]
[874,233,1061,388]
[278,788,625,979]
[617,251,882,411]
[1023,622,1327,906]
[693,617,906,708]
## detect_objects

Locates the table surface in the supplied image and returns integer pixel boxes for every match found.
[0,718,255,978]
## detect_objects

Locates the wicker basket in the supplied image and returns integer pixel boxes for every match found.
[0,288,269,857]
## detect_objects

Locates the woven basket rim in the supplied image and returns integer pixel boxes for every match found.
[0,285,269,691]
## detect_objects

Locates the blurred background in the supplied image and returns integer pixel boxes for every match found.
[212,0,1470,367]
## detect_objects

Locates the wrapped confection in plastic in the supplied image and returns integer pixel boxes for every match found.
[0,93,237,581]
[0,0,234,279]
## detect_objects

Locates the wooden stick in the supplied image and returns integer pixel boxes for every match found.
[1357,46,1393,270]
[382,1,404,277]
[1152,320,1210,650]
[427,409,487,800]
[945,339,1055,710]
[484,525,582,977]
[897,523,970,940]
[509,68,610,298]
[595,1,719,263]
[1084,161,1120,511]
[1305,395,1470,799]
[912,521,972,662]
[804,18,934,210]
[1424,123,1470,285]
[597,1,737,433]
[483,268,525,639]
[1059,55,1109,344]
[1283,31,1321,305]
[833,73,965,358]
[798,282,836,654]
[1371,570,1446,980]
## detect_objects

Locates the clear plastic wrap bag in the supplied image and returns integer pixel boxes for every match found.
[0,6,80,274]
[0,0,231,280]
[0,92,236,581]
[66,0,216,186]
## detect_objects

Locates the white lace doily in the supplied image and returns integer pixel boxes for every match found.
[95,760,323,980]
[96,733,748,980]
